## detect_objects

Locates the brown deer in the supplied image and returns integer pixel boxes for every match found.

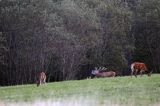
[91,67,116,78]
[37,71,46,87]
[131,62,152,77]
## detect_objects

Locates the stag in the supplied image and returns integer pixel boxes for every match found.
[91,67,116,78]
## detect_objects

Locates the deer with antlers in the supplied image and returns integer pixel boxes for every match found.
[91,67,116,78]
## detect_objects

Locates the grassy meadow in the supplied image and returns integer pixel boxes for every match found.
[0,74,160,106]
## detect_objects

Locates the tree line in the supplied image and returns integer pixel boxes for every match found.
[0,0,160,86]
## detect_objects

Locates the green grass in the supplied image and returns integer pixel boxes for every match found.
[0,74,160,106]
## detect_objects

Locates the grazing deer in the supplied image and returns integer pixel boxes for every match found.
[37,71,46,87]
[91,67,116,78]
[131,62,152,77]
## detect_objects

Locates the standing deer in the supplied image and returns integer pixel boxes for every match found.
[37,71,46,87]
[131,62,152,77]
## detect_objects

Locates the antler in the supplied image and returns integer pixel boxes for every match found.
[96,66,107,71]
[104,67,107,70]
[95,66,107,71]
[94,67,98,70]
[99,67,103,70]
[101,67,105,70]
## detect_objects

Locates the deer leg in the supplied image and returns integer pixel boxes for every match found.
[134,70,138,78]
[37,80,40,87]
[43,78,46,84]
[131,70,134,78]
[148,71,152,77]
[113,72,116,78]
[41,79,43,85]
[140,70,143,77]
[44,78,46,84]
[40,79,42,85]
[44,79,46,86]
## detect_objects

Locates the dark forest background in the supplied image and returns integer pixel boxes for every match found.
[0,0,160,86]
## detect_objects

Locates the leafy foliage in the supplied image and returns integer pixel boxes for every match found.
[0,0,160,85]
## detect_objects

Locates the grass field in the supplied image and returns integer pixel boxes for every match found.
[0,74,160,106]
